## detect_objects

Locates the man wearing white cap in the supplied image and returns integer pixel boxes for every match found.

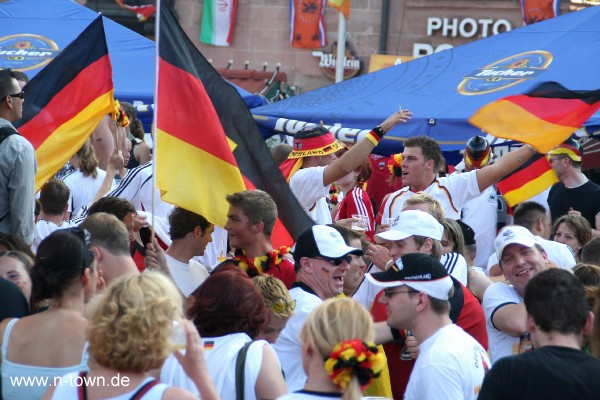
[355,209,487,399]
[482,225,551,364]
[368,253,490,400]
[273,225,363,391]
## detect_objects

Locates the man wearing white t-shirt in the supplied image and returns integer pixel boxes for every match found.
[380,136,537,221]
[486,201,576,276]
[145,207,212,304]
[483,225,551,364]
[33,179,74,252]
[367,253,490,400]
[279,111,411,224]
[273,225,363,391]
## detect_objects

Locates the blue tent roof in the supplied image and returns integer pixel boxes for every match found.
[251,5,600,155]
[0,0,267,108]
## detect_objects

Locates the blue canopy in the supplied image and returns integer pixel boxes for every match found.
[0,0,266,108]
[251,5,600,155]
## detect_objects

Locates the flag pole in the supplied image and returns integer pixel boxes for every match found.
[335,11,346,83]
[150,0,162,244]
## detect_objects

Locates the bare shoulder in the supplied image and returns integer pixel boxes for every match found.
[162,386,199,400]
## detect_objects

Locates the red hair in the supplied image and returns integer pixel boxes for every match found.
[189,264,266,338]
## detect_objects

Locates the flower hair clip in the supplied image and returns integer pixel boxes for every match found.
[387,153,403,174]
[112,100,130,127]
[324,339,385,390]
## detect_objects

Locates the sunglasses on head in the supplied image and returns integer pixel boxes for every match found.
[64,227,92,270]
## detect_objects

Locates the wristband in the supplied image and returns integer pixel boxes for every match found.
[372,125,386,140]
[365,125,387,146]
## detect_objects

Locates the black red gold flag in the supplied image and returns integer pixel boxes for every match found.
[470,82,600,154]
[15,16,114,191]
[156,2,313,246]
[496,153,558,208]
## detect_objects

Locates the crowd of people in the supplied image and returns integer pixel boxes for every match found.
[2,66,600,400]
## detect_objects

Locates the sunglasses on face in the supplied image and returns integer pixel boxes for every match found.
[8,91,25,99]
[317,255,353,266]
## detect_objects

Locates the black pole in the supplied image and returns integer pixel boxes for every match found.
[379,0,390,54]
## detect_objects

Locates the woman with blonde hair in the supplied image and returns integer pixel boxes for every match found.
[279,298,385,400]
[253,275,295,344]
[43,272,219,399]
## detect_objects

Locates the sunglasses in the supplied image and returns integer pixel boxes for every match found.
[317,255,353,266]
[269,298,296,314]
[8,91,25,99]
[64,227,92,270]
[383,288,419,298]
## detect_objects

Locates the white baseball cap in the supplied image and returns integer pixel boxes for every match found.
[375,210,443,242]
[293,225,363,262]
[494,225,537,259]
[366,253,453,300]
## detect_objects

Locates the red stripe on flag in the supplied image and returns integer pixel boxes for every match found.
[508,95,599,127]
[18,55,113,149]
[157,59,238,167]
[497,156,552,194]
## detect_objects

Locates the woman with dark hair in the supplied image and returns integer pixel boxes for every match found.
[0,228,99,400]
[553,214,592,261]
[161,262,287,399]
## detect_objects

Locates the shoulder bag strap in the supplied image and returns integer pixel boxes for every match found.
[235,341,253,400]
[130,378,160,400]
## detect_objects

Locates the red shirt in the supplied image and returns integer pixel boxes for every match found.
[334,186,375,240]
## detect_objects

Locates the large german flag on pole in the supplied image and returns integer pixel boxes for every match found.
[155,2,313,245]
[470,82,600,154]
[15,17,114,192]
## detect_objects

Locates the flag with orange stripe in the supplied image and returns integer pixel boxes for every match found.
[15,16,114,192]
[469,82,600,154]
[328,0,351,19]
[156,2,313,245]
[496,153,558,208]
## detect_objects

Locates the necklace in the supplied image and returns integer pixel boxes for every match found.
[232,246,290,277]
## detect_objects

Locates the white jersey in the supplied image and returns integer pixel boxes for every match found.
[482,283,531,364]
[405,324,490,400]
[486,236,576,275]
[161,333,271,400]
[162,254,209,298]
[441,252,468,286]
[107,161,173,219]
[33,219,74,253]
[278,391,342,400]
[289,166,331,224]
[381,171,481,220]
[462,186,498,269]
[273,286,322,392]
[62,169,110,218]
[352,264,384,311]
[51,375,169,400]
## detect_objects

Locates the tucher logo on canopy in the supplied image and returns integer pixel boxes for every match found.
[0,34,60,71]
[458,50,552,95]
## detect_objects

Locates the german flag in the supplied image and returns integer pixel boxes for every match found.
[496,153,558,208]
[156,3,313,246]
[15,16,114,192]
[469,82,600,154]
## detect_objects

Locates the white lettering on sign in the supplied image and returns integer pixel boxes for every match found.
[427,17,512,38]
